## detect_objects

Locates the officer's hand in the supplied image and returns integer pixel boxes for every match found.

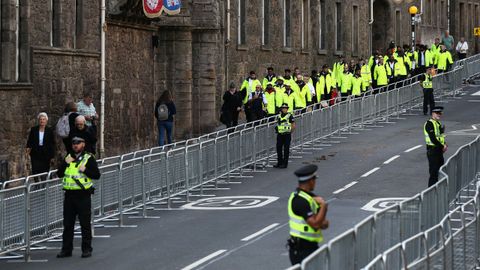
[314,196,326,206]
[78,164,86,173]
[443,145,448,153]
[65,156,75,164]
[320,219,329,229]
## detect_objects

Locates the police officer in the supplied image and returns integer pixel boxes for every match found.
[56,137,101,258]
[419,67,435,115]
[274,104,295,168]
[287,164,329,265]
[424,107,447,187]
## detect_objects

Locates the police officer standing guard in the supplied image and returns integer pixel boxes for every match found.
[287,165,329,265]
[274,103,295,168]
[56,137,101,258]
[424,107,447,187]
[419,67,435,115]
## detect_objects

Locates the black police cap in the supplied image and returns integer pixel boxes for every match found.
[294,165,318,182]
[432,106,444,113]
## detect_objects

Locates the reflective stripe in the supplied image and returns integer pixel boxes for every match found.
[289,228,323,241]
[424,119,445,146]
[63,153,93,190]
[423,73,433,89]
[277,113,292,134]
[287,190,323,243]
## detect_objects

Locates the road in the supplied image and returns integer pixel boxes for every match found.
[2,85,480,270]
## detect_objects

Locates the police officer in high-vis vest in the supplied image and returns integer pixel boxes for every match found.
[424,107,447,187]
[56,137,100,258]
[287,164,329,265]
[419,67,435,115]
[274,104,295,168]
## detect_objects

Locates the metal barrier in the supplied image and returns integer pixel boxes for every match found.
[299,135,480,270]
[2,53,479,261]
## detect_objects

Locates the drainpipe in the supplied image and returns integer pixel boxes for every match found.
[368,0,374,54]
[99,0,106,158]
[225,0,231,90]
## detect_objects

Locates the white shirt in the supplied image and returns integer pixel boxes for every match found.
[39,131,45,146]
[456,41,468,53]
[307,82,316,96]
[248,91,268,104]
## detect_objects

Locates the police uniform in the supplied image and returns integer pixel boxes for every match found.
[275,104,295,168]
[57,137,101,258]
[424,107,446,187]
[420,71,435,115]
[287,165,325,265]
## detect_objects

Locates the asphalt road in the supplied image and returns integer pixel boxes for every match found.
[2,85,479,270]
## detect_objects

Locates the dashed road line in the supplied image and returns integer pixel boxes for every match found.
[182,250,228,270]
[383,155,400,164]
[241,223,280,242]
[404,145,422,153]
[333,181,358,194]
[472,90,480,96]
[361,167,380,178]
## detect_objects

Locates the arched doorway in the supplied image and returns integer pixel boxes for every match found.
[372,0,393,53]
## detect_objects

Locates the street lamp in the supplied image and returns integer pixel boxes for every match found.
[409,6,418,52]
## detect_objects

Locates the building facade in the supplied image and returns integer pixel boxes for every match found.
[1,0,479,179]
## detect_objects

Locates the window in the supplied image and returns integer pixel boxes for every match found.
[237,0,246,45]
[395,10,401,46]
[352,6,359,55]
[440,0,445,27]
[74,0,83,48]
[15,0,19,81]
[51,0,61,47]
[301,0,309,49]
[318,0,326,50]
[460,3,465,38]
[425,0,430,25]
[261,0,270,46]
[335,2,342,51]
[283,0,291,47]
[433,0,437,27]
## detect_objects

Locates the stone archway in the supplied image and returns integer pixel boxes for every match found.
[372,0,393,52]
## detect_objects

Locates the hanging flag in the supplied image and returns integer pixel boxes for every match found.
[143,0,181,18]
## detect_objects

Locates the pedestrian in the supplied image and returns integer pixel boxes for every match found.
[430,38,441,67]
[26,112,55,178]
[274,104,295,168]
[274,78,286,113]
[385,54,398,87]
[373,57,389,94]
[351,69,366,97]
[441,30,454,53]
[360,59,372,92]
[240,71,262,122]
[264,84,277,118]
[76,92,98,137]
[56,136,100,259]
[247,83,267,122]
[221,82,242,130]
[155,90,176,146]
[424,107,447,187]
[281,69,296,89]
[436,45,453,73]
[455,37,468,60]
[316,64,334,102]
[338,64,353,101]
[281,83,297,114]
[262,67,277,89]
[419,67,435,115]
[287,164,329,265]
[60,102,80,154]
[69,115,97,155]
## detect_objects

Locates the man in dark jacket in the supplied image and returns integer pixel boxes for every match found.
[69,115,97,155]
[56,136,101,259]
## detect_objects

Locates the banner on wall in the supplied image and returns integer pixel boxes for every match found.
[143,0,181,18]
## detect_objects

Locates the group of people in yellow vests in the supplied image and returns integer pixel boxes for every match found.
[236,40,454,123]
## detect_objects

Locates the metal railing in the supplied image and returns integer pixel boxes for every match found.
[1,54,478,261]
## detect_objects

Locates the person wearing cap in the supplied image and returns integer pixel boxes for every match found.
[262,67,277,89]
[316,65,334,104]
[281,69,296,87]
[281,83,297,114]
[419,67,435,115]
[56,136,101,258]
[287,164,329,265]
[424,106,447,187]
[274,78,286,112]
[264,83,277,118]
[274,104,295,168]
[436,45,453,73]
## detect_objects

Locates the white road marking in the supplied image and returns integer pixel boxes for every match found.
[333,181,358,194]
[472,90,480,96]
[468,100,480,102]
[361,167,380,178]
[383,155,400,164]
[473,125,478,130]
[182,196,279,210]
[181,250,228,270]
[404,145,422,153]
[361,198,409,212]
[241,223,280,242]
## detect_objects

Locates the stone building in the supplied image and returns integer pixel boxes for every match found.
[1,0,479,179]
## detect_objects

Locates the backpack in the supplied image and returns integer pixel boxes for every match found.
[56,113,71,138]
[157,103,169,121]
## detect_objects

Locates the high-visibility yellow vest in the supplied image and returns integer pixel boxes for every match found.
[437,51,453,71]
[264,91,276,115]
[374,64,389,86]
[63,153,93,190]
[360,65,372,87]
[240,79,261,104]
[275,86,286,108]
[396,56,409,76]
[296,85,312,109]
[339,72,353,93]
[282,91,296,113]
[316,74,334,97]
[422,73,433,89]
[277,113,292,134]
[351,76,365,96]
[288,190,323,243]
[424,119,445,146]
[262,76,277,89]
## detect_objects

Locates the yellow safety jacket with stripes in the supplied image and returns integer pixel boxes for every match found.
[277,113,293,134]
[422,73,433,89]
[424,119,445,146]
[63,153,93,190]
[288,190,323,243]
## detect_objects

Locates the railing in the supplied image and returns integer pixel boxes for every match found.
[0,54,477,261]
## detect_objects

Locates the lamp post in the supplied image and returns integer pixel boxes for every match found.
[409,6,418,52]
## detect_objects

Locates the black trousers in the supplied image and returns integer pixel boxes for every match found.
[277,134,291,167]
[458,53,466,60]
[423,88,435,115]
[288,238,318,265]
[30,156,50,182]
[62,191,92,253]
[427,147,444,187]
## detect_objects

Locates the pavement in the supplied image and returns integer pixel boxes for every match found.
[2,85,480,270]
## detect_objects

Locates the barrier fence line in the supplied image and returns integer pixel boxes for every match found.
[1,53,479,262]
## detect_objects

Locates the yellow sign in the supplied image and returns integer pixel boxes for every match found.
[475,27,480,36]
